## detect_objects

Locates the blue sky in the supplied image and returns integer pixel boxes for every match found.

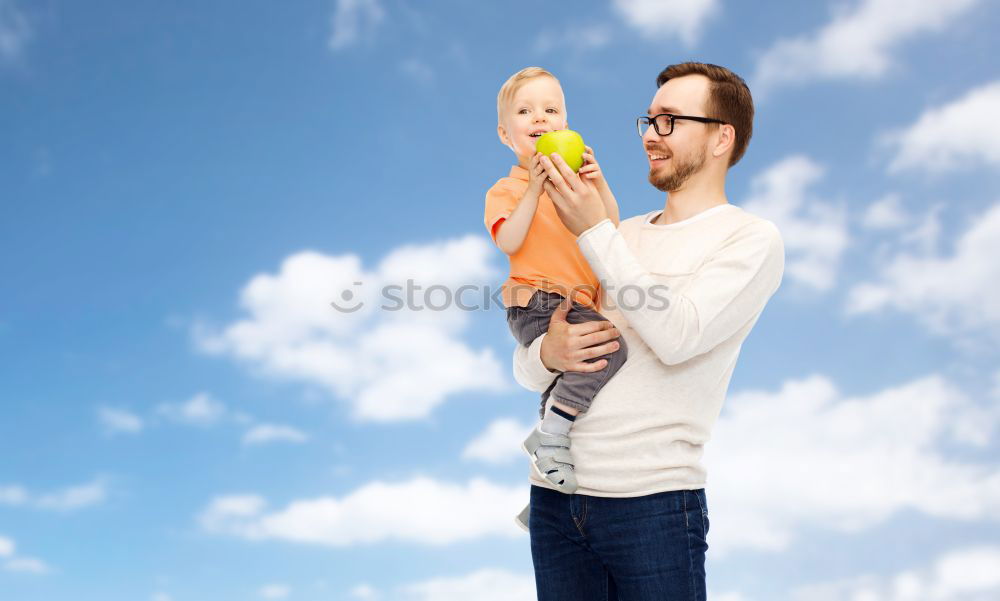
[2,0,1000,599]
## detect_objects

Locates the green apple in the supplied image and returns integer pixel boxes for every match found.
[535,129,586,172]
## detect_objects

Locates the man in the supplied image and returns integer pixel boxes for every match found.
[515,62,785,600]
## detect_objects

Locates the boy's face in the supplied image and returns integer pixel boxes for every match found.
[498,76,568,160]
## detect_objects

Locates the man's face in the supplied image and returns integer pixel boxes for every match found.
[499,76,568,159]
[642,75,714,193]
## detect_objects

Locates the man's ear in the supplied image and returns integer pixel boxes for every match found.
[712,124,736,160]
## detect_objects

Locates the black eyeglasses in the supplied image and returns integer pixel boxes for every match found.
[637,113,727,137]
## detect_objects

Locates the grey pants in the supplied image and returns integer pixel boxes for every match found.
[507,290,628,419]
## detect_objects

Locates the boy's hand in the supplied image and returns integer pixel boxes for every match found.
[527,152,546,195]
[579,146,606,187]
[578,145,620,227]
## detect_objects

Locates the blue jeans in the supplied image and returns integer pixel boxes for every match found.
[529,484,709,601]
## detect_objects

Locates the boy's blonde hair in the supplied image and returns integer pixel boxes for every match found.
[496,66,562,125]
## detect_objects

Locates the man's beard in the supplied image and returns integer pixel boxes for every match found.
[648,147,706,193]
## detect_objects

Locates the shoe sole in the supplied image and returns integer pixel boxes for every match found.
[521,439,579,494]
[514,514,529,533]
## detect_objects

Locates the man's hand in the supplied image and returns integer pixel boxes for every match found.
[539,296,622,373]
[540,153,608,236]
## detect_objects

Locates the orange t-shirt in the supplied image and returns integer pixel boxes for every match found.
[483,165,601,309]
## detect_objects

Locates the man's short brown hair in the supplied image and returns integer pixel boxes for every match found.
[656,62,754,167]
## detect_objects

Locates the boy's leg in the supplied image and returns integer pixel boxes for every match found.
[508,291,583,492]
[507,291,571,419]
[533,294,629,415]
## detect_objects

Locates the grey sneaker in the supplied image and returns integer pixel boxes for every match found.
[514,502,530,532]
[521,423,578,494]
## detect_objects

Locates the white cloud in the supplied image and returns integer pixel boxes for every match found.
[710,593,753,601]
[753,0,981,92]
[0,0,31,63]
[884,81,1000,173]
[789,545,1000,601]
[0,485,28,505]
[846,201,1000,343]
[896,202,944,255]
[3,557,49,574]
[348,570,537,601]
[0,536,49,575]
[198,476,526,547]
[349,583,379,600]
[157,392,226,426]
[461,418,530,465]
[1,480,106,511]
[399,58,433,84]
[98,406,144,434]
[397,568,536,601]
[534,24,611,54]
[329,0,384,51]
[703,373,1000,556]
[199,494,267,531]
[243,424,309,446]
[742,155,849,291]
[259,584,291,599]
[612,0,718,48]
[862,193,909,230]
[193,236,506,423]
[35,478,107,512]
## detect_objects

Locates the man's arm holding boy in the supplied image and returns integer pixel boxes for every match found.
[512,300,623,392]
[514,152,784,374]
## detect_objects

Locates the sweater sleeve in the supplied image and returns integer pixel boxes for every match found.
[576,218,785,366]
[512,333,560,393]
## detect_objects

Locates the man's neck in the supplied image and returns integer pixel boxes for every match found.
[654,176,728,225]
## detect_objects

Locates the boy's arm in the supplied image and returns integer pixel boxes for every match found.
[494,153,546,255]
[579,147,619,227]
[597,181,620,228]
[575,218,784,366]
[494,189,539,255]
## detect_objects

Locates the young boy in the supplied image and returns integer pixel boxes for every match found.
[484,67,628,531]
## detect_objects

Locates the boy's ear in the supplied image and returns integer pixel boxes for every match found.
[497,123,512,148]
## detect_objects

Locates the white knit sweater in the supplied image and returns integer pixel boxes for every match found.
[514,203,785,497]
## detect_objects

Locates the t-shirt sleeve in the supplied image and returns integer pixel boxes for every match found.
[484,183,519,245]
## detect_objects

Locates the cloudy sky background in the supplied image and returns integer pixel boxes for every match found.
[2,0,1000,599]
